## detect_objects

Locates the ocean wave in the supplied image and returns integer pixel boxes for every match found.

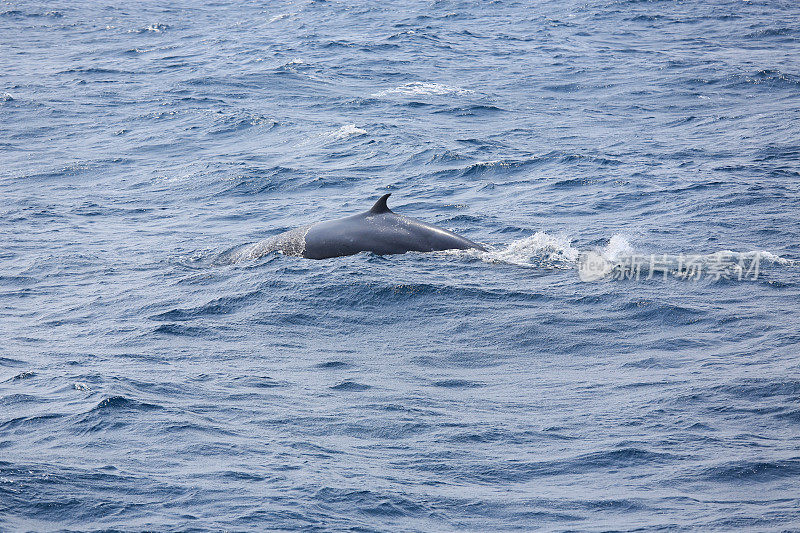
[326,124,368,139]
[149,290,263,321]
[268,12,295,23]
[330,381,371,391]
[372,82,473,98]
[130,23,170,34]
[93,396,162,412]
[700,459,800,483]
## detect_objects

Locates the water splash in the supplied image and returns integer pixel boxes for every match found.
[327,124,367,139]
[372,82,473,98]
[217,226,310,264]
[478,232,579,269]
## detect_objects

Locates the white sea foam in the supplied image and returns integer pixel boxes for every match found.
[372,82,473,98]
[479,232,579,268]
[129,23,169,34]
[600,234,635,261]
[327,124,367,139]
[268,12,295,23]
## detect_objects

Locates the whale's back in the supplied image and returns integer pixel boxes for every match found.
[264,194,484,260]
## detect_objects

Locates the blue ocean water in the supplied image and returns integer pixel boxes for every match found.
[2,0,800,530]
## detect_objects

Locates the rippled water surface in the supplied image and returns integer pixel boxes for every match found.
[2,0,800,530]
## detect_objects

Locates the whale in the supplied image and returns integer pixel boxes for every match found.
[268,193,486,259]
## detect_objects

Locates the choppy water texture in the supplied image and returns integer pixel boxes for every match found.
[2,0,800,530]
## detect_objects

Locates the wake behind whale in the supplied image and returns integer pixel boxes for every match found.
[216,195,793,283]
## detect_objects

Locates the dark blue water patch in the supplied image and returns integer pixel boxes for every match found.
[421,149,471,165]
[57,67,136,76]
[411,447,682,485]
[206,113,279,136]
[214,166,308,197]
[152,323,209,337]
[0,462,189,526]
[229,375,288,389]
[313,487,431,520]
[446,427,577,445]
[330,381,371,392]
[442,214,482,224]
[162,422,240,438]
[0,393,40,406]
[626,14,666,22]
[1,10,63,19]
[700,459,800,484]
[8,370,36,380]
[0,356,31,366]
[710,379,800,401]
[615,300,708,326]
[616,379,688,390]
[704,513,800,531]
[744,27,798,39]
[431,379,484,389]
[620,356,683,369]
[558,152,624,167]
[315,361,350,369]
[755,143,800,162]
[308,416,431,441]
[775,410,800,424]
[219,470,267,482]
[72,201,150,218]
[551,177,603,189]
[429,157,545,180]
[0,413,64,432]
[431,104,506,116]
[149,289,263,322]
[728,69,800,90]
[93,396,163,412]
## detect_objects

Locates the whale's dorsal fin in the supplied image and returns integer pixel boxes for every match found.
[369,193,392,214]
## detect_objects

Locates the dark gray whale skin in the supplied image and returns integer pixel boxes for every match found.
[282,194,485,259]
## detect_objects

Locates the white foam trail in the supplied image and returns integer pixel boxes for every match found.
[479,232,579,269]
[219,228,794,280]
[475,233,794,280]
[372,82,473,98]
